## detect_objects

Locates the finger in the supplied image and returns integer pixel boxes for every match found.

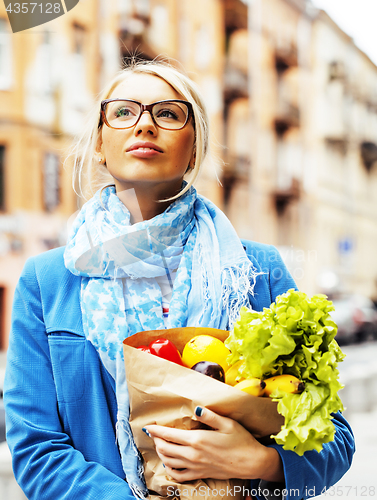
[163,465,201,483]
[193,407,234,433]
[157,452,190,470]
[153,436,189,460]
[145,425,193,446]
[153,438,196,471]
[152,436,204,470]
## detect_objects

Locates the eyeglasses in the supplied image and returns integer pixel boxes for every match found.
[99,99,194,131]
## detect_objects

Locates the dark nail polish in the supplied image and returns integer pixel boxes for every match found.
[142,427,152,438]
[195,406,204,417]
[162,463,165,468]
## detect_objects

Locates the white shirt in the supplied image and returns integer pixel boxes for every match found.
[155,269,177,328]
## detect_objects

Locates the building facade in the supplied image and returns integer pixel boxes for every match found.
[0,0,99,348]
[0,0,377,349]
[221,0,377,298]
[309,10,377,298]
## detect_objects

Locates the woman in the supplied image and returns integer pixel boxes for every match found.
[4,61,354,500]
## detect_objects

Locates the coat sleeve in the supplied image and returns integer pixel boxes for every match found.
[253,412,355,500]
[4,258,136,500]
[245,243,355,500]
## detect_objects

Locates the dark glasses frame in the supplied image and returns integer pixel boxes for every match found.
[99,99,194,131]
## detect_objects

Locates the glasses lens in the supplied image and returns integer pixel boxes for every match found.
[153,101,189,129]
[105,100,140,128]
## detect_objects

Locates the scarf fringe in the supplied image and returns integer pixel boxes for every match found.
[116,419,143,459]
[221,264,265,328]
[130,483,149,500]
[116,419,148,498]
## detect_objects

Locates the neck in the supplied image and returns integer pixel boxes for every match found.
[114,181,183,224]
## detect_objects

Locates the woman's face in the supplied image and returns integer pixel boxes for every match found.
[98,73,196,196]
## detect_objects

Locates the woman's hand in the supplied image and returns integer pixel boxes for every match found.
[144,407,284,483]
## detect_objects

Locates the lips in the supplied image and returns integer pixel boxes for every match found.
[126,142,163,153]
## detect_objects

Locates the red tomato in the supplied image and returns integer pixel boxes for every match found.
[148,338,184,366]
[137,345,151,353]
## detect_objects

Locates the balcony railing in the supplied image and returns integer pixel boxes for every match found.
[272,177,301,214]
[360,141,377,171]
[224,63,249,103]
[274,101,300,135]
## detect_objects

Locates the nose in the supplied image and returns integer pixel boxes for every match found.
[134,110,158,136]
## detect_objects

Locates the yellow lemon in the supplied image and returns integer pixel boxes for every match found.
[182,335,231,372]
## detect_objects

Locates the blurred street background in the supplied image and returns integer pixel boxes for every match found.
[0,0,377,498]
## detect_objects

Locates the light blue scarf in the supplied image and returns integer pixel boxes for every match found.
[64,184,260,498]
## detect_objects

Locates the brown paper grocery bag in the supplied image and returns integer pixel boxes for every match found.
[123,327,283,500]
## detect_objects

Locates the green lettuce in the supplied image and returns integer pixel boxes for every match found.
[225,289,345,455]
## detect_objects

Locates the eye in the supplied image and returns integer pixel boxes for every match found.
[106,100,140,121]
[156,108,179,120]
[114,106,135,118]
[153,102,188,125]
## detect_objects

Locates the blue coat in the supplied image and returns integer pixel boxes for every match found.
[4,241,354,500]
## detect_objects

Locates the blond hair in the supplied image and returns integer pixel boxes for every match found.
[68,60,209,202]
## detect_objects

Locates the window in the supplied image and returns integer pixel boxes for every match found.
[134,0,150,18]
[39,30,54,94]
[0,18,12,90]
[43,153,60,211]
[0,287,5,351]
[328,61,345,82]
[0,146,5,211]
[73,23,86,55]
[149,5,169,50]
[71,23,87,110]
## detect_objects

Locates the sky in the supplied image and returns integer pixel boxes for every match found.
[310,0,377,65]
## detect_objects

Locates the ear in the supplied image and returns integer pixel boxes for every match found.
[190,146,196,169]
[185,149,196,174]
[95,133,103,154]
[95,133,106,166]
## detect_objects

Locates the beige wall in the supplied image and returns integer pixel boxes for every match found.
[221,2,377,297]
[0,3,99,348]
[1,0,377,348]
[308,11,377,297]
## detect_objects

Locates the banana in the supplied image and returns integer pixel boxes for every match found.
[263,374,305,397]
[225,360,245,386]
[234,378,266,396]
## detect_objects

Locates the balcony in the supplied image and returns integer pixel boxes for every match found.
[272,177,301,214]
[119,25,156,63]
[118,0,155,62]
[222,155,250,206]
[224,0,248,33]
[275,47,298,75]
[360,141,377,172]
[325,137,348,156]
[274,68,300,135]
[224,28,249,104]
[224,63,249,104]
[274,101,300,136]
